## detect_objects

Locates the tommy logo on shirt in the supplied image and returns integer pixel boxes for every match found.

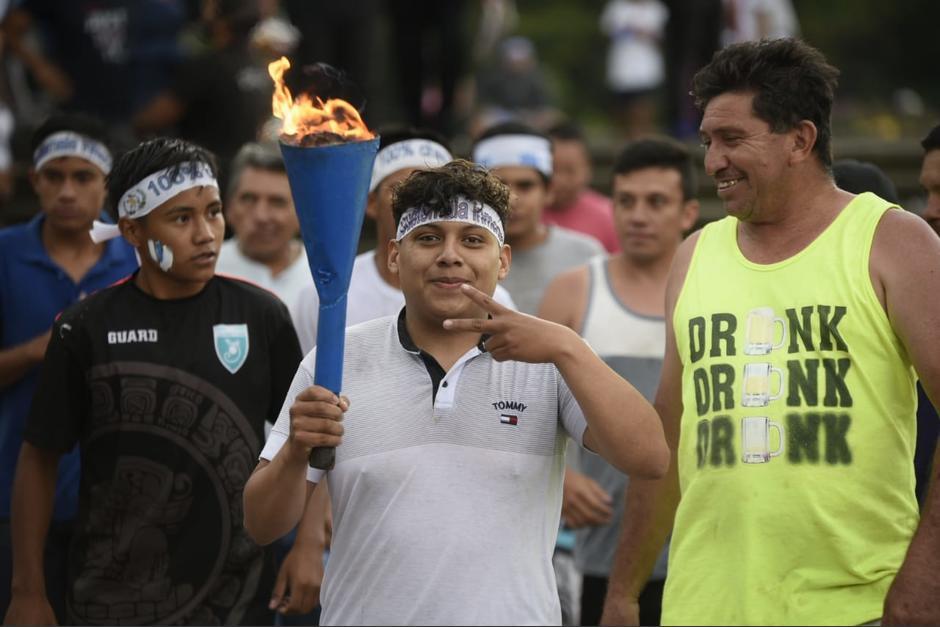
[493,400,526,426]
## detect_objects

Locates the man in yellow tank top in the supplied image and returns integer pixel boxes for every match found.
[602,38,940,626]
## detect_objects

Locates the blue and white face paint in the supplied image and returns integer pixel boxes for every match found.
[146,239,175,272]
[89,161,219,244]
[396,195,505,245]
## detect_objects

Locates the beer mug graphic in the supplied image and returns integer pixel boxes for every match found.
[741,362,784,407]
[744,307,787,355]
[741,416,785,464]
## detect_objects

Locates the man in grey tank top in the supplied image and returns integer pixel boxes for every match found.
[541,137,699,625]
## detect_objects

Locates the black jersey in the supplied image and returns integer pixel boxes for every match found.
[24,274,302,626]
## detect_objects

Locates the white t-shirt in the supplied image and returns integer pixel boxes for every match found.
[600,0,669,92]
[216,239,312,320]
[721,0,799,46]
[292,250,517,354]
[261,316,588,625]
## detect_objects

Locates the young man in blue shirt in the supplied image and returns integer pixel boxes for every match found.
[0,113,137,621]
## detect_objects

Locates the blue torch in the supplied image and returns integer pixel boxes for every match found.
[271,57,379,469]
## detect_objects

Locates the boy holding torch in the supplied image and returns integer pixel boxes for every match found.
[244,159,669,625]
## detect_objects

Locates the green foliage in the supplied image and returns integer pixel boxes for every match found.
[504,0,938,128]
[513,0,610,121]
[796,0,940,104]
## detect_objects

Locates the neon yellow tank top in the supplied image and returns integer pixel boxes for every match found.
[664,193,919,626]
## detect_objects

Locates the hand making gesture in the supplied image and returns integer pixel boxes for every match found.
[443,283,582,364]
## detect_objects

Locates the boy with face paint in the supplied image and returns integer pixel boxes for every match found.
[6,138,303,626]
[0,113,138,622]
[243,160,669,626]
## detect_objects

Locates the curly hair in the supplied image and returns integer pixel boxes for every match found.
[691,38,840,168]
[392,159,511,226]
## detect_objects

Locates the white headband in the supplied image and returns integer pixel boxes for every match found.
[396,196,505,245]
[89,161,218,243]
[472,134,552,177]
[34,131,112,174]
[369,139,453,192]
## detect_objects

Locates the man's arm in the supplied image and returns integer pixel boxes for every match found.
[4,443,62,626]
[600,328,682,625]
[540,264,615,528]
[870,210,940,625]
[537,265,589,331]
[269,480,329,616]
[444,284,669,479]
[601,231,699,626]
[243,386,345,546]
[0,330,50,388]
[1,9,73,102]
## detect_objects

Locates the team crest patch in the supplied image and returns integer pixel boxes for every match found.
[213,324,249,374]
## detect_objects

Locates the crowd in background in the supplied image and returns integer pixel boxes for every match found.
[0,0,811,225]
[0,0,938,626]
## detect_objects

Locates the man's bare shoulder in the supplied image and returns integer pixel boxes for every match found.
[538,262,592,328]
[872,209,940,276]
[550,262,591,293]
[667,230,704,299]
[870,208,940,304]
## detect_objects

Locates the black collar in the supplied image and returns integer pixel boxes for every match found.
[396,307,488,402]
[396,307,488,354]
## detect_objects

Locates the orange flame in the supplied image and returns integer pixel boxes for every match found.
[268,57,374,142]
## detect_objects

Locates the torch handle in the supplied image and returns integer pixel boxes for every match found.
[310,298,348,470]
[308,446,335,470]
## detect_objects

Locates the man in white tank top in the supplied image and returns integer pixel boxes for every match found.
[540,137,698,625]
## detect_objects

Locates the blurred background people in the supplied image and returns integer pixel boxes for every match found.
[216,141,311,319]
[0,112,137,623]
[133,0,270,188]
[832,158,899,204]
[661,0,723,139]
[599,0,669,137]
[913,125,940,508]
[472,121,604,315]
[386,0,470,136]
[473,36,559,137]
[540,136,698,626]
[2,0,190,131]
[918,124,940,237]
[544,120,619,253]
[473,120,605,624]
[720,0,799,46]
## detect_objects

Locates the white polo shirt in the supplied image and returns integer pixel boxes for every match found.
[216,238,312,318]
[261,313,587,626]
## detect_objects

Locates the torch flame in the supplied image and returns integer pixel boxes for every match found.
[268,56,374,142]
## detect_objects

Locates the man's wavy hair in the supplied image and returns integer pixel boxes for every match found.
[392,159,511,227]
[692,37,840,168]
